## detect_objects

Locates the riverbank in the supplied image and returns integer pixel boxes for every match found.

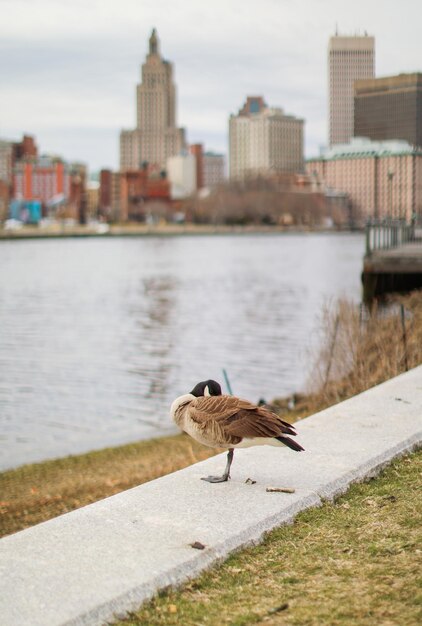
[0,222,360,240]
[2,366,421,626]
[2,290,422,539]
[0,399,314,538]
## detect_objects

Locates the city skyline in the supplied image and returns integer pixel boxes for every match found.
[1,0,421,173]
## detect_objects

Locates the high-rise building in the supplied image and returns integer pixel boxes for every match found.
[328,33,375,146]
[354,73,422,148]
[120,29,186,172]
[229,97,304,180]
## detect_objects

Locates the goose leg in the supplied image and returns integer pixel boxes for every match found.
[201,449,234,483]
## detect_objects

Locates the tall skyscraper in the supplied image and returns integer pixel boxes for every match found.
[328,33,375,146]
[120,29,186,171]
[354,73,422,148]
[229,97,304,180]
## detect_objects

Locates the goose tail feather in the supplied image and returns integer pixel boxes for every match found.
[275,436,305,452]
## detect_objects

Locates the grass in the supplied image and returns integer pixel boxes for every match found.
[115,448,422,626]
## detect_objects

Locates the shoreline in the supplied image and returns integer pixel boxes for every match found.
[1,391,315,477]
[0,428,179,476]
[0,223,363,240]
[3,289,421,538]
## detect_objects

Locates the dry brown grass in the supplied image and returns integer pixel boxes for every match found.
[274,290,422,420]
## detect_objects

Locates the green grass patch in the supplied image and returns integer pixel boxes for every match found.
[115,448,422,626]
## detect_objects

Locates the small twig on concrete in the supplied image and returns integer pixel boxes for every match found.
[266,487,296,494]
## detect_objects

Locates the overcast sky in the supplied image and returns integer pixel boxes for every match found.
[1,0,421,173]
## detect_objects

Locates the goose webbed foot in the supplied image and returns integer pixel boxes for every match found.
[201,449,233,484]
[201,473,230,483]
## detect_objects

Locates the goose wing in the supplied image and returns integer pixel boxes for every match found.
[190,395,298,439]
[189,395,251,423]
[223,404,297,439]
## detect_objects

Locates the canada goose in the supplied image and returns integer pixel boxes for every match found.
[170,379,304,483]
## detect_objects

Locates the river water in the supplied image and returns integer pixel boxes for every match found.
[0,232,365,470]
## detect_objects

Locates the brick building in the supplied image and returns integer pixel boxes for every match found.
[13,156,87,221]
[14,158,70,206]
[99,167,170,222]
[307,138,422,222]
[13,135,38,162]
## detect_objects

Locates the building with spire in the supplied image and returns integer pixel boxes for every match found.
[328,33,375,147]
[120,29,186,172]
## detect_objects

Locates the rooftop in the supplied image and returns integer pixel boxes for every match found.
[310,137,422,161]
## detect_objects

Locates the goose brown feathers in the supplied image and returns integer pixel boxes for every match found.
[188,395,298,442]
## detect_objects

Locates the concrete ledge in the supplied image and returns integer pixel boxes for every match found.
[1,366,422,626]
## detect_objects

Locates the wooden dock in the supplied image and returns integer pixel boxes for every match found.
[362,222,422,301]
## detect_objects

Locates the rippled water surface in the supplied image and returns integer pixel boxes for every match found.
[0,233,365,470]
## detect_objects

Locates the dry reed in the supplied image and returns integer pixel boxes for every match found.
[299,290,422,414]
